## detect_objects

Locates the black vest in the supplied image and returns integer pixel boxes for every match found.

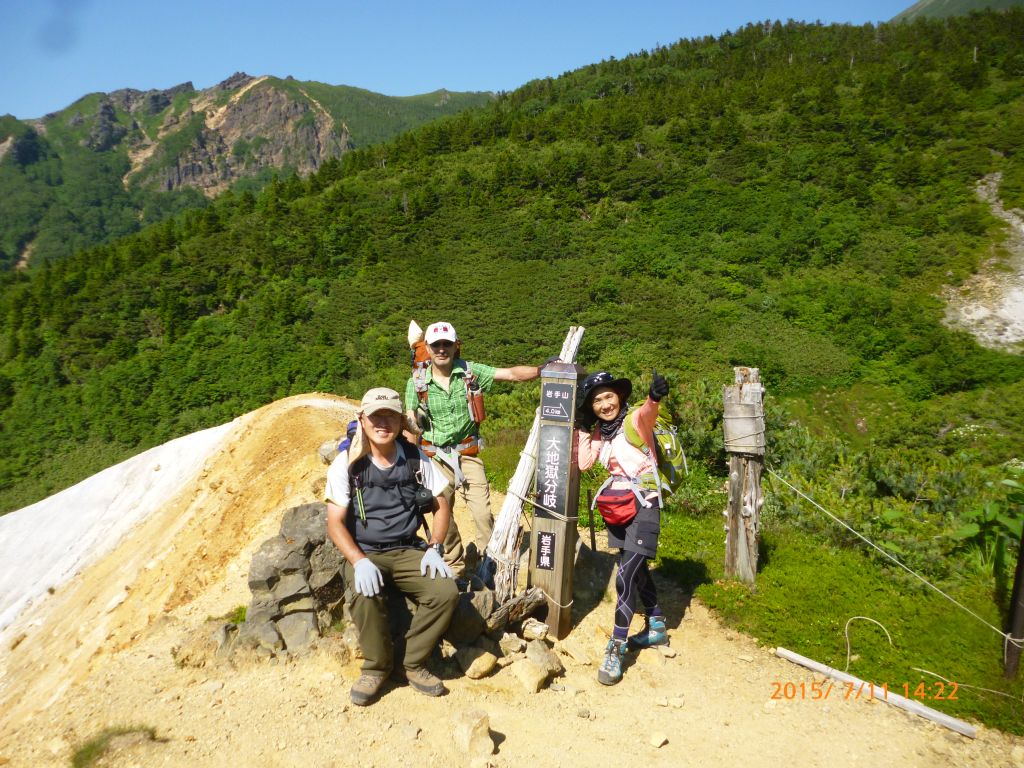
[347,441,423,551]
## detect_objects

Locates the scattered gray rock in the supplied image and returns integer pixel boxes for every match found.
[214,623,238,658]
[276,612,319,652]
[453,709,494,757]
[455,646,498,679]
[319,439,341,465]
[445,588,495,646]
[274,572,312,603]
[499,633,526,656]
[236,619,284,653]
[526,640,564,677]
[511,658,550,693]
[554,636,592,665]
[521,618,549,641]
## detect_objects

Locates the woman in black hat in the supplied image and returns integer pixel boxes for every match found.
[577,370,670,685]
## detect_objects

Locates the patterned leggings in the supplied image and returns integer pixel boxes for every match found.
[613,550,660,638]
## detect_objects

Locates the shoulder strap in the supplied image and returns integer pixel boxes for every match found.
[622,406,648,454]
[398,437,423,483]
[347,452,370,486]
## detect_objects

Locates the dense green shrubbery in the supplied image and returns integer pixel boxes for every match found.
[0,11,1023,729]
[1,13,1021,510]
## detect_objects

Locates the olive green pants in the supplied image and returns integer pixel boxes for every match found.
[434,454,493,566]
[343,547,458,675]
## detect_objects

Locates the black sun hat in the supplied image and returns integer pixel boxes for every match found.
[578,371,632,416]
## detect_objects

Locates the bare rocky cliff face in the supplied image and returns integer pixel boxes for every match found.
[151,79,351,195]
[129,74,350,195]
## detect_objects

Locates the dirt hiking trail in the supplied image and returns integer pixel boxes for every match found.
[0,394,1021,767]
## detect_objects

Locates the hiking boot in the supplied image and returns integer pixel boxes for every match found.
[350,673,387,706]
[597,639,627,686]
[405,665,446,697]
[628,616,668,650]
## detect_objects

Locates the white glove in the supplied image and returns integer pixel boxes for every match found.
[353,558,384,596]
[420,547,454,579]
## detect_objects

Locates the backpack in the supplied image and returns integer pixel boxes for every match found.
[623,408,688,498]
[337,419,358,453]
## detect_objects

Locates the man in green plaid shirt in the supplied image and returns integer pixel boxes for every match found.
[405,321,540,575]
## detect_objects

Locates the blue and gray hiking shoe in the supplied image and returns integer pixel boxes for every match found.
[628,616,668,650]
[597,639,627,685]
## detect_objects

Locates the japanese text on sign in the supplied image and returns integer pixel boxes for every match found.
[536,531,556,571]
[535,424,569,518]
[541,383,574,422]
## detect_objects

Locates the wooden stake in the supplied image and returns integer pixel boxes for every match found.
[1005,547,1024,678]
[723,367,765,585]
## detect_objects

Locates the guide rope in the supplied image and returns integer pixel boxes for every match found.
[767,466,1024,656]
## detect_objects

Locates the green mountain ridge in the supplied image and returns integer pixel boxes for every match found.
[893,0,1024,22]
[0,74,493,269]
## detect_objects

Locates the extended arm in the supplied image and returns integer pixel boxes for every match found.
[429,493,452,547]
[493,365,541,382]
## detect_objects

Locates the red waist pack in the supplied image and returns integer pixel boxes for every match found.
[594,487,637,526]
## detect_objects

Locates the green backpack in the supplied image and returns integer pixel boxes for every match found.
[624,408,688,498]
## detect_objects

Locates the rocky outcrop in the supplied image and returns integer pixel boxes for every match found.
[147,80,351,194]
[107,82,194,116]
[215,72,254,92]
[82,101,126,151]
[232,502,345,655]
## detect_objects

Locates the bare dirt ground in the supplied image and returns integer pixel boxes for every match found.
[0,393,1022,767]
[943,173,1024,352]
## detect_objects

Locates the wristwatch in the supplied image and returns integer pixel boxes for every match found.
[429,542,445,557]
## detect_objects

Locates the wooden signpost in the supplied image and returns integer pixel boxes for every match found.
[529,362,585,639]
[723,367,766,585]
[486,327,584,605]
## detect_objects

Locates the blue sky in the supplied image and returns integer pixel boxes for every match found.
[2,0,910,119]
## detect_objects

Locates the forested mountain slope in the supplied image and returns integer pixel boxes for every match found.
[0,74,492,269]
[1,12,1023,529]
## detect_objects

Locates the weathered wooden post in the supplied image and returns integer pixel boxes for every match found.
[1005,550,1024,678]
[722,367,766,585]
[529,361,585,639]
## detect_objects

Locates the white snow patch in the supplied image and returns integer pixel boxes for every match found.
[0,420,235,637]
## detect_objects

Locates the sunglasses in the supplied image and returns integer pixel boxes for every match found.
[429,341,454,350]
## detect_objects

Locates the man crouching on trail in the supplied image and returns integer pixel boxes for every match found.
[325,387,459,706]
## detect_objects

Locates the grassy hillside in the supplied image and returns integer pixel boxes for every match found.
[283,79,495,147]
[1,11,1023,730]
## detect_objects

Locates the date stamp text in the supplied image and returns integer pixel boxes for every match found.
[770,680,959,702]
